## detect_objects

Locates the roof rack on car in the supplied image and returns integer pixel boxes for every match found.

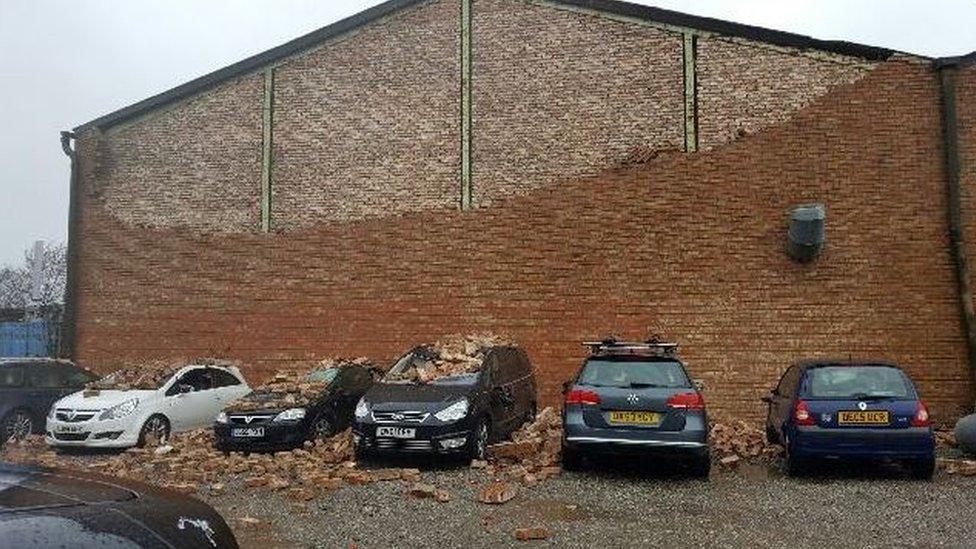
[582,336,678,357]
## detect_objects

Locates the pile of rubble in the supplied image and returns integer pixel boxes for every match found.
[231,357,373,412]
[0,429,444,502]
[390,333,512,384]
[483,406,563,487]
[709,420,782,467]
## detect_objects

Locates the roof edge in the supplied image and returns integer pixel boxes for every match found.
[935,50,976,69]
[74,0,917,133]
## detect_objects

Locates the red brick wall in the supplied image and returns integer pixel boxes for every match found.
[960,64,976,335]
[471,0,684,205]
[273,0,461,228]
[74,59,974,423]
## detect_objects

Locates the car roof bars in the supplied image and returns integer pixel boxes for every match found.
[582,336,678,357]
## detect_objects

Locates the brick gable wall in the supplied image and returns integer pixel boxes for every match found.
[73,58,975,423]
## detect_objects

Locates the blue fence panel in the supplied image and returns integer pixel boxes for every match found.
[0,321,51,357]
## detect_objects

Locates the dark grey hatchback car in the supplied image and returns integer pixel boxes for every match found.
[561,339,710,477]
[0,359,98,446]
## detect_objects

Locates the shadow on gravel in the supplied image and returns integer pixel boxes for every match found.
[54,447,128,457]
[790,460,925,482]
[567,455,707,481]
[355,454,471,472]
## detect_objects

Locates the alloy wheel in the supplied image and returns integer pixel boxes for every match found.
[314,417,333,440]
[143,417,169,446]
[475,422,489,459]
[4,412,32,443]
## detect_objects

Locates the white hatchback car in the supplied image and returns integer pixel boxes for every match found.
[45,364,250,449]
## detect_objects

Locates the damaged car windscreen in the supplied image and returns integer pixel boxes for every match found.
[306,368,339,384]
[804,366,912,399]
[578,359,691,388]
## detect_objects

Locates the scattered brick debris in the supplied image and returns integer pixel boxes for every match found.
[514,526,550,541]
[231,357,374,412]
[476,481,517,505]
[385,333,512,384]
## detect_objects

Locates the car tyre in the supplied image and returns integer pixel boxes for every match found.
[907,456,935,481]
[561,445,583,471]
[691,453,711,479]
[468,417,490,462]
[137,415,171,448]
[1,409,34,446]
[312,415,334,441]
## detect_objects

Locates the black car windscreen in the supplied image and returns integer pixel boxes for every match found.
[803,366,913,399]
[578,360,691,388]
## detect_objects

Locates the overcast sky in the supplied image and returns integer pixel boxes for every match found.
[0,0,973,266]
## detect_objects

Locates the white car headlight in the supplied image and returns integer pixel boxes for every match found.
[273,408,306,422]
[98,398,139,421]
[434,398,469,423]
[215,411,228,424]
[354,398,370,420]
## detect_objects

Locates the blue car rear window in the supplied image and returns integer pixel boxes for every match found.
[578,360,690,388]
[804,366,913,399]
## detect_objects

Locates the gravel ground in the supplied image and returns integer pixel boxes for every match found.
[200,457,976,549]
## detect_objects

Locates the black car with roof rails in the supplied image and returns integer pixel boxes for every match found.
[213,362,374,452]
[561,338,710,477]
[0,359,98,447]
[352,343,537,462]
[0,461,238,548]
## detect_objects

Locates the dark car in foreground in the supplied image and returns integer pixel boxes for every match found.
[561,339,710,477]
[1,359,98,446]
[0,461,238,548]
[214,362,374,452]
[352,343,537,462]
[763,360,935,478]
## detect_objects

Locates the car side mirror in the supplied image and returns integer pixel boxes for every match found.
[177,383,193,394]
[561,380,572,394]
[692,379,706,392]
[760,395,773,404]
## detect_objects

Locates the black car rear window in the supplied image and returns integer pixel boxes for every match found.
[578,359,691,389]
[803,366,913,399]
[0,367,24,388]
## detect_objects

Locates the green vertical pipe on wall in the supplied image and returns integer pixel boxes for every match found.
[682,32,698,153]
[460,0,473,210]
[261,67,275,232]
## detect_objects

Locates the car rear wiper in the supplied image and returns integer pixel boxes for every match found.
[850,393,897,400]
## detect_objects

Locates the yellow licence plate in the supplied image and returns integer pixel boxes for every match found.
[609,411,661,425]
[838,410,890,425]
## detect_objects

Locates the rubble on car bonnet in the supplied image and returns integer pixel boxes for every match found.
[230,357,373,412]
[85,358,242,392]
[390,333,512,384]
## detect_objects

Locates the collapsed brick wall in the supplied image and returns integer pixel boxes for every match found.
[272,0,461,228]
[471,0,684,205]
[86,74,264,231]
[73,59,974,423]
[696,38,874,150]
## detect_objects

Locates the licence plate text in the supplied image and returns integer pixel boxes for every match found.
[376,426,416,439]
[56,425,83,434]
[608,411,661,426]
[231,427,265,438]
[838,411,890,425]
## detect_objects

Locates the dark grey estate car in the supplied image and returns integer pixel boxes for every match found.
[0,359,98,446]
[561,339,710,477]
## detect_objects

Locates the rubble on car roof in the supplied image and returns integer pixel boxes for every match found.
[391,333,513,384]
[230,357,374,412]
[87,358,241,391]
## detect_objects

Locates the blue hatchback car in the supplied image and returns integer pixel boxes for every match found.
[763,360,935,478]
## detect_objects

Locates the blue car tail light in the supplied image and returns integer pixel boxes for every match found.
[911,401,931,427]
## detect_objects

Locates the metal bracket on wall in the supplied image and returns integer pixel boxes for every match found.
[682,32,698,153]
[261,67,275,232]
[460,0,473,211]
